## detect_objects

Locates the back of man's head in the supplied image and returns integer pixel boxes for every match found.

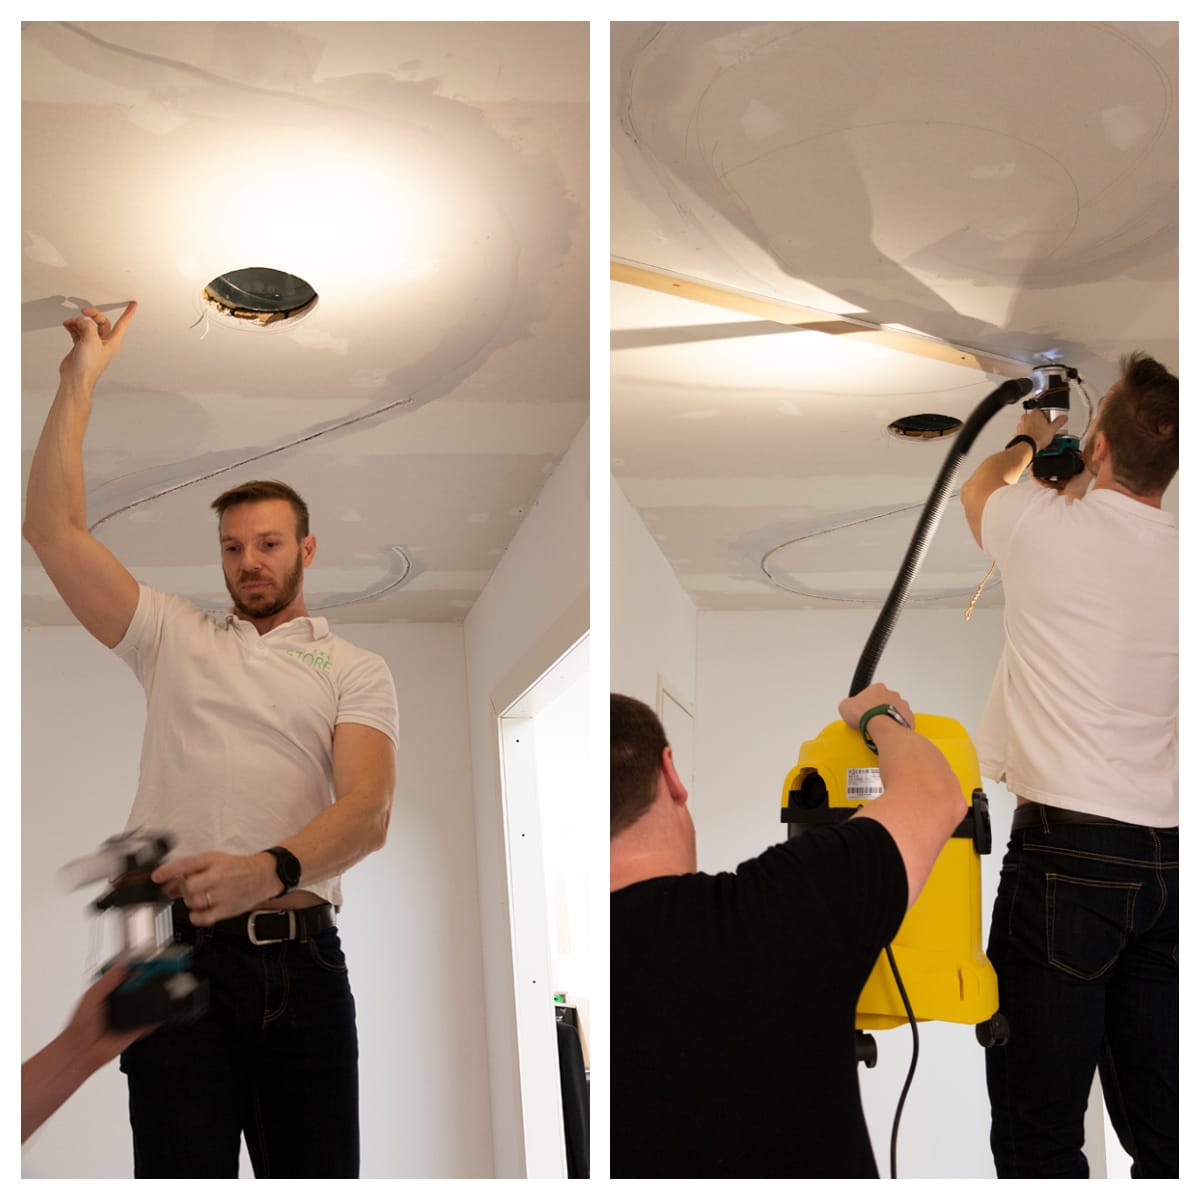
[1095,352,1178,495]
[611,694,667,837]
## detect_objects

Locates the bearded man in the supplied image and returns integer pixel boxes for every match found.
[23,303,398,1178]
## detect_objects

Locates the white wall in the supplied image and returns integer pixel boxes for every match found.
[610,476,697,709]
[534,674,593,1044]
[695,607,1015,1178]
[463,420,589,1178]
[21,621,493,1179]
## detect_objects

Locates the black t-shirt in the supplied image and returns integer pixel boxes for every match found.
[611,816,907,1178]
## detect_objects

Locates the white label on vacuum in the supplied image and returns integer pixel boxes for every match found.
[846,767,884,801]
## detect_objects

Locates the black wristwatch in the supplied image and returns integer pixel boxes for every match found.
[263,846,302,898]
[1005,434,1039,457]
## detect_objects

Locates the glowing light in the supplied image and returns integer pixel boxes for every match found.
[176,130,447,293]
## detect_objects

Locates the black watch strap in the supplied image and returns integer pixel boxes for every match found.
[1005,434,1039,456]
[264,845,301,897]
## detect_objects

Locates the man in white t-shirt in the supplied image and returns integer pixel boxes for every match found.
[23,303,398,1178]
[961,352,1178,1179]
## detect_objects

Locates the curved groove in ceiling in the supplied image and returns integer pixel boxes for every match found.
[310,546,413,611]
[759,496,1000,604]
[167,545,414,617]
[87,394,416,535]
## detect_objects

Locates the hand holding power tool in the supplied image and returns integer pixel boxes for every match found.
[61,830,208,1030]
[1015,407,1068,451]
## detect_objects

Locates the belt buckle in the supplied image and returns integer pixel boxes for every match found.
[247,910,296,946]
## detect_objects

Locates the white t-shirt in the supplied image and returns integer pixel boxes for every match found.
[114,585,399,906]
[976,482,1177,826]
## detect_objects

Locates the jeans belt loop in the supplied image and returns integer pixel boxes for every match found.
[247,909,296,946]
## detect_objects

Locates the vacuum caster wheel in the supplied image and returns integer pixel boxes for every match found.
[856,1031,878,1068]
[975,1012,1010,1048]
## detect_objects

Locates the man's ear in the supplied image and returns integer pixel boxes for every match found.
[302,534,317,567]
[661,746,688,806]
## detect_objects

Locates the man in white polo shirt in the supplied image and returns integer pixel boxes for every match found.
[961,353,1178,1179]
[23,302,398,1178]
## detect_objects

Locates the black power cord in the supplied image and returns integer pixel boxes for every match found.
[884,945,919,1179]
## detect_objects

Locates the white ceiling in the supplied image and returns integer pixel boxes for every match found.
[22,21,588,625]
[611,21,1178,613]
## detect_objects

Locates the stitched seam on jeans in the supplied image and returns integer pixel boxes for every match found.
[262,947,290,1028]
[251,1085,270,1178]
[1049,874,1142,891]
[1150,829,1168,926]
[308,934,349,974]
[1024,842,1173,869]
[998,864,1019,937]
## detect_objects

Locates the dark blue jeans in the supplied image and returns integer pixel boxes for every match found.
[119,920,359,1178]
[985,807,1178,1178]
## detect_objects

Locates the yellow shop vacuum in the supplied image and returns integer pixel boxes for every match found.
[782,714,1000,1042]
[778,367,1091,1084]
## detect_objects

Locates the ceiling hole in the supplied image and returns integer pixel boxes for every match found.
[887,412,963,441]
[202,267,318,326]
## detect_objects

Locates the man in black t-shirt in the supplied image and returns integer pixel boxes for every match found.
[610,684,965,1178]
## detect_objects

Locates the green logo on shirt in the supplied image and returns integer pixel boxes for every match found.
[286,648,332,674]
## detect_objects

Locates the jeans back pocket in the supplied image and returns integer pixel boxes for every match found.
[1046,873,1140,980]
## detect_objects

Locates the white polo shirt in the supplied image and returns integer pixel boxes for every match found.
[114,584,399,906]
[977,482,1177,826]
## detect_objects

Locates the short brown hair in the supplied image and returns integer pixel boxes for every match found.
[211,480,310,539]
[611,694,668,837]
[1094,353,1178,495]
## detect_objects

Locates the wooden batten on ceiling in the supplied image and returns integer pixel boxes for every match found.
[611,259,1032,378]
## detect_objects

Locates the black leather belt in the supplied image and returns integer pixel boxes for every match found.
[1013,803,1138,831]
[173,899,335,945]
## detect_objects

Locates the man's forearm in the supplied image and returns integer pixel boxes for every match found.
[964,441,1034,497]
[23,378,93,543]
[276,787,391,893]
[852,713,966,909]
[26,303,137,546]
[871,716,963,817]
[276,723,395,894]
[153,788,391,921]
[21,1030,97,1143]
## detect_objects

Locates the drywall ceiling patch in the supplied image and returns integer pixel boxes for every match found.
[619,22,1175,292]
[202,267,318,328]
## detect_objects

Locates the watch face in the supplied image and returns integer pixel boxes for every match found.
[272,848,301,887]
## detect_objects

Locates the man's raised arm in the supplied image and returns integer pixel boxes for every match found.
[960,408,1067,548]
[841,683,966,911]
[23,303,141,648]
